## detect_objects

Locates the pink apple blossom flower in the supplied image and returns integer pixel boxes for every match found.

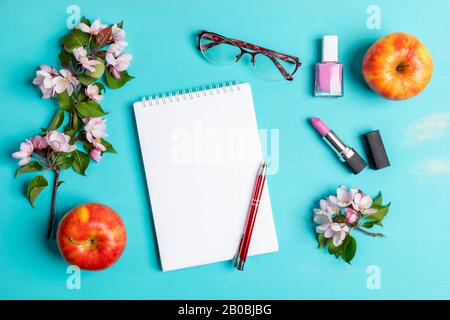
[111,24,128,49]
[106,52,132,79]
[85,84,103,102]
[93,139,107,152]
[45,131,76,153]
[344,208,359,224]
[84,117,107,143]
[73,47,100,73]
[12,140,34,166]
[32,65,58,99]
[31,135,48,149]
[77,19,106,35]
[89,148,102,162]
[52,69,79,96]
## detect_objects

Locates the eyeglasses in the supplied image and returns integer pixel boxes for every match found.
[197,30,301,81]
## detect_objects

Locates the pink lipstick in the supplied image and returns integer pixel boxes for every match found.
[310,117,367,174]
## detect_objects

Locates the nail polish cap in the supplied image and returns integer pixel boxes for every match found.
[322,35,338,62]
[364,130,390,170]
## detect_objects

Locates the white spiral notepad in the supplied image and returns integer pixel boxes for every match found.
[133,82,278,271]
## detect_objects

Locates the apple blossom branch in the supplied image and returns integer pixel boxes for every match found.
[12,17,134,239]
[314,186,390,263]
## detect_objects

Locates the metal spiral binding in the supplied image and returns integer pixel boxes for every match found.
[141,81,240,108]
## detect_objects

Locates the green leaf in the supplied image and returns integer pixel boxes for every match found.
[59,50,72,67]
[75,89,88,102]
[317,233,328,249]
[80,17,90,25]
[105,69,134,89]
[101,139,117,153]
[57,180,64,188]
[16,161,43,178]
[71,111,82,132]
[75,101,107,117]
[328,241,343,257]
[117,20,124,29]
[63,125,76,139]
[362,220,383,229]
[62,29,89,52]
[83,141,94,152]
[341,235,357,264]
[26,175,48,208]
[53,153,73,170]
[72,150,90,175]
[85,60,105,79]
[373,192,383,206]
[56,92,74,111]
[78,74,96,86]
[96,82,106,93]
[369,204,390,222]
[96,50,107,60]
[48,109,65,131]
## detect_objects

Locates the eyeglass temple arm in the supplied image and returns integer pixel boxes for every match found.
[269,56,294,80]
[230,39,296,80]
[200,33,298,64]
[228,38,298,64]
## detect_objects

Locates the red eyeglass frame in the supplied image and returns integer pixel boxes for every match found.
[197,30,301,81]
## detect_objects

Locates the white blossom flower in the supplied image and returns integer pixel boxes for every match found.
[325,223,350,247]
[52,69,78,96]
[84,117,107,143]
[73,47,100,72]
[77,19,106,35]
[353,193,377,215]
[45,131,76,153]
[32,65,58,99]
[329,185,359,208]
[106,52,132,79]
[107,43,124,57]
[85,84,103,102]
[314,200,333,224]
[12,140,34,166]
[111,24,128,48]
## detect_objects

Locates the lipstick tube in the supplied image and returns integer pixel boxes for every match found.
[311,117,367,174]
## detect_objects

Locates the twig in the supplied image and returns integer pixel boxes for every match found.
[46,168,60,239]
[354,226,385,238]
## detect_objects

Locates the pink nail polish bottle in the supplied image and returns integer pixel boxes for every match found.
[314,35,343,97]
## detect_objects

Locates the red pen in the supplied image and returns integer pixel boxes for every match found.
[234,161,267,271]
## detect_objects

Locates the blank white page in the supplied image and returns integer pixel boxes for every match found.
[133,83,278,271]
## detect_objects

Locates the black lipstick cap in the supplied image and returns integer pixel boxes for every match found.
[364,130,390,170]
[345,151,367,174]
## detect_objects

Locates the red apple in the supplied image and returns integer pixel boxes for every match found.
[362,32,433,100]
[57,203,126,271]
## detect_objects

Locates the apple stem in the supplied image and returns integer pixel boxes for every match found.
[46,168,60,239]
[396,63,410,72]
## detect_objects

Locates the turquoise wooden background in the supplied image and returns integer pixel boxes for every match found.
[0,0,449,299]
